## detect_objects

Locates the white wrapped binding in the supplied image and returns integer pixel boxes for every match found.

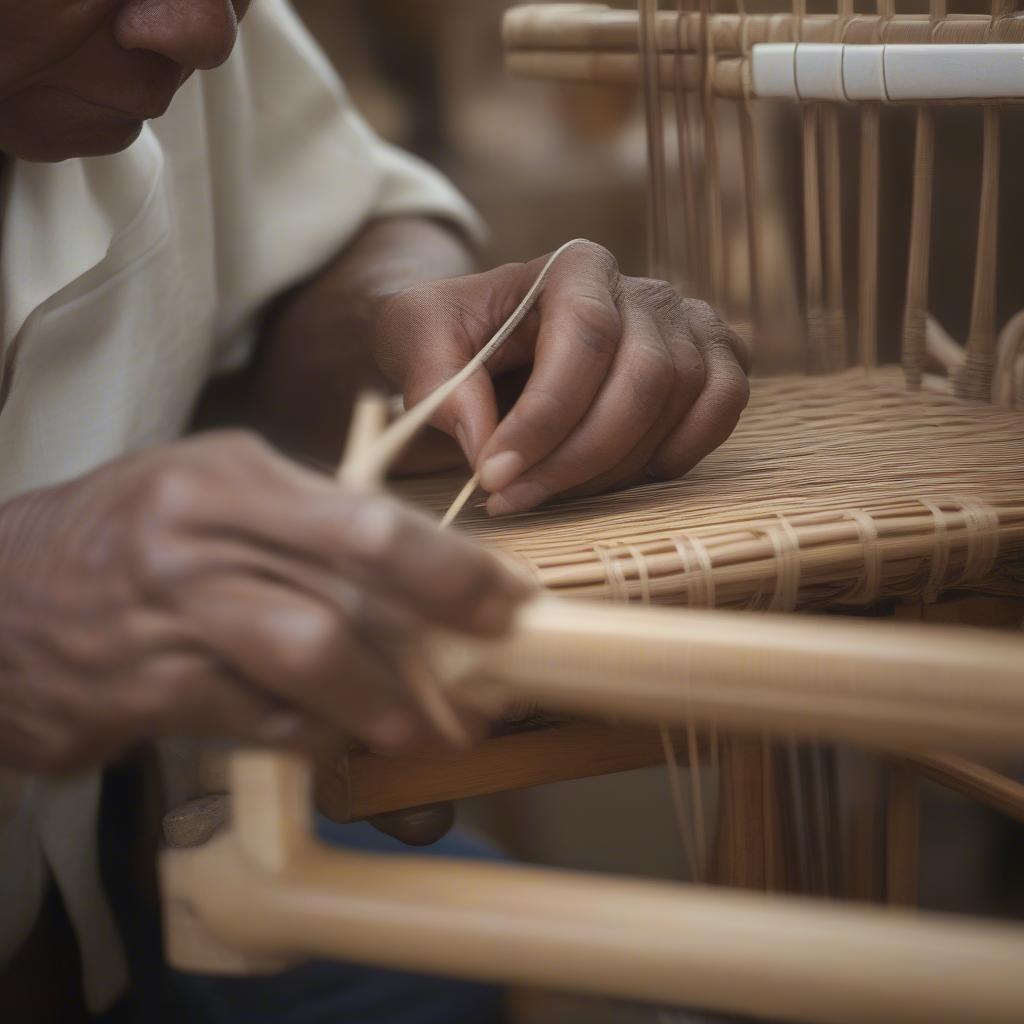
[751,42,1024,102]
[884,44,1024,101]
[842,45,886,102]
[795,43,846,102]
[750,42,797,100]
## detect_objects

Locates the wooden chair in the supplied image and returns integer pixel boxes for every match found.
[163,4,1024,1019]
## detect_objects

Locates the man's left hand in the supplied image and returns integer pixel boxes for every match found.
[374,240,750,515]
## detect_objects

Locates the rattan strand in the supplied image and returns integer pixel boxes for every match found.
[397,368,1024,610]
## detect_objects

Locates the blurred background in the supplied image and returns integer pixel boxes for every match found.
[293,0,649,273]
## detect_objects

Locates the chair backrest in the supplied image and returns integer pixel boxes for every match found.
[500,1,1024,392]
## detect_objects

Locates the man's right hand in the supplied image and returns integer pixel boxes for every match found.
[0,431,530,774]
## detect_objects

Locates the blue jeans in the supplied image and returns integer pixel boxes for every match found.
[169,819,507,1024]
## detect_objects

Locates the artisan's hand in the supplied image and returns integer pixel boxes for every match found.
[375,240,750,515]
[0,432,530,774]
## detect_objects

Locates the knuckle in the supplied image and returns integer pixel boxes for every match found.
[631,277,682,315]
[573,239,619,276]
[682,298,718,324]
[564,292,621,355]
[138,458,202,529]
[682,300,745,358]
[630,344,675,408]
[212,429,271,463]
[279,606,349,681]
[714,370,751,418]
[672,344,706,401]
[347,496,417,564]
[514,384,570,437]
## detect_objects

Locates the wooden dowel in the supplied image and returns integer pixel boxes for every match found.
[738,98,765,333]
[502,7,1020,54]
[164,835,1024,1023]
[802,105,827,373]
[901,108,935,390]
[884,762,919,906]
[959,104,1001,401]
[640,0,670,278]
[434,598,1024,755]
[857,103,881,370]
[821,104,847,371]
[907,752,1024,823]
[673,2,703,294]
[316,721,677,822]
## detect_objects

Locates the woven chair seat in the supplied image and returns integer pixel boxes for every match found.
[399,368,1024,611]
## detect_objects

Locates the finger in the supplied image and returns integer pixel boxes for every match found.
[163,435,533,635]
[376,273,519,464]
[179,574,428,752]
[648,339,750,479]
[402,345,501,466]
[476,242,623,494]
[110,653,318,752]
[486,304,695,515]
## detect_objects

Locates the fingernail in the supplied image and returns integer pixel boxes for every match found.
[480,451,525,493]
[454,421,473,463]
[486,480,549,516]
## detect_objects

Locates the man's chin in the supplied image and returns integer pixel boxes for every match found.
[14,116,145,163]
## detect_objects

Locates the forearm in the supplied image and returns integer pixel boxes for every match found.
[196,215,476,465]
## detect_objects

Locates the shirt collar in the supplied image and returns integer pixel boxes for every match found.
[1,126,165,351]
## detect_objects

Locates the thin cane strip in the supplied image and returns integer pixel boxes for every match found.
[735,0,765,335]
[762,737,776,892]
[811,746,833,897]
[959,104,1001,401]
[787,739,810,892]
[767,515,802,612]
[339,395,471,747]
[700,0,727,309]
[801,104,827,374]
[345,239,590,488]
[821,0,850,372]
[686,691,708,881]
[823,746,844,899]
[660,725,702,880]
[674,0,703,295]
[919,498,952,601]
[440,474,481,529]
[641,0,671,279]
[954,499,1001,585]
[843,510,882,604]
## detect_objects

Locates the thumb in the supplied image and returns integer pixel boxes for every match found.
[403,353,499,467]
[379,270,529,468]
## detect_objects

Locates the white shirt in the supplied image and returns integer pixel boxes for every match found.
[0,0,480,1010]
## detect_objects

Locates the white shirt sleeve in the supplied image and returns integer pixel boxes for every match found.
[194,0,485,373]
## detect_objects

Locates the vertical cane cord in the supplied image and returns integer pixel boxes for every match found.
[701,0,727,310]
[820,0,852,372]
[957,2,1005,402]
[736,0,765,340]
[854,0,890,372]
[640,0,671,279]
[674,0,703,295]
[899,0,940,391]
